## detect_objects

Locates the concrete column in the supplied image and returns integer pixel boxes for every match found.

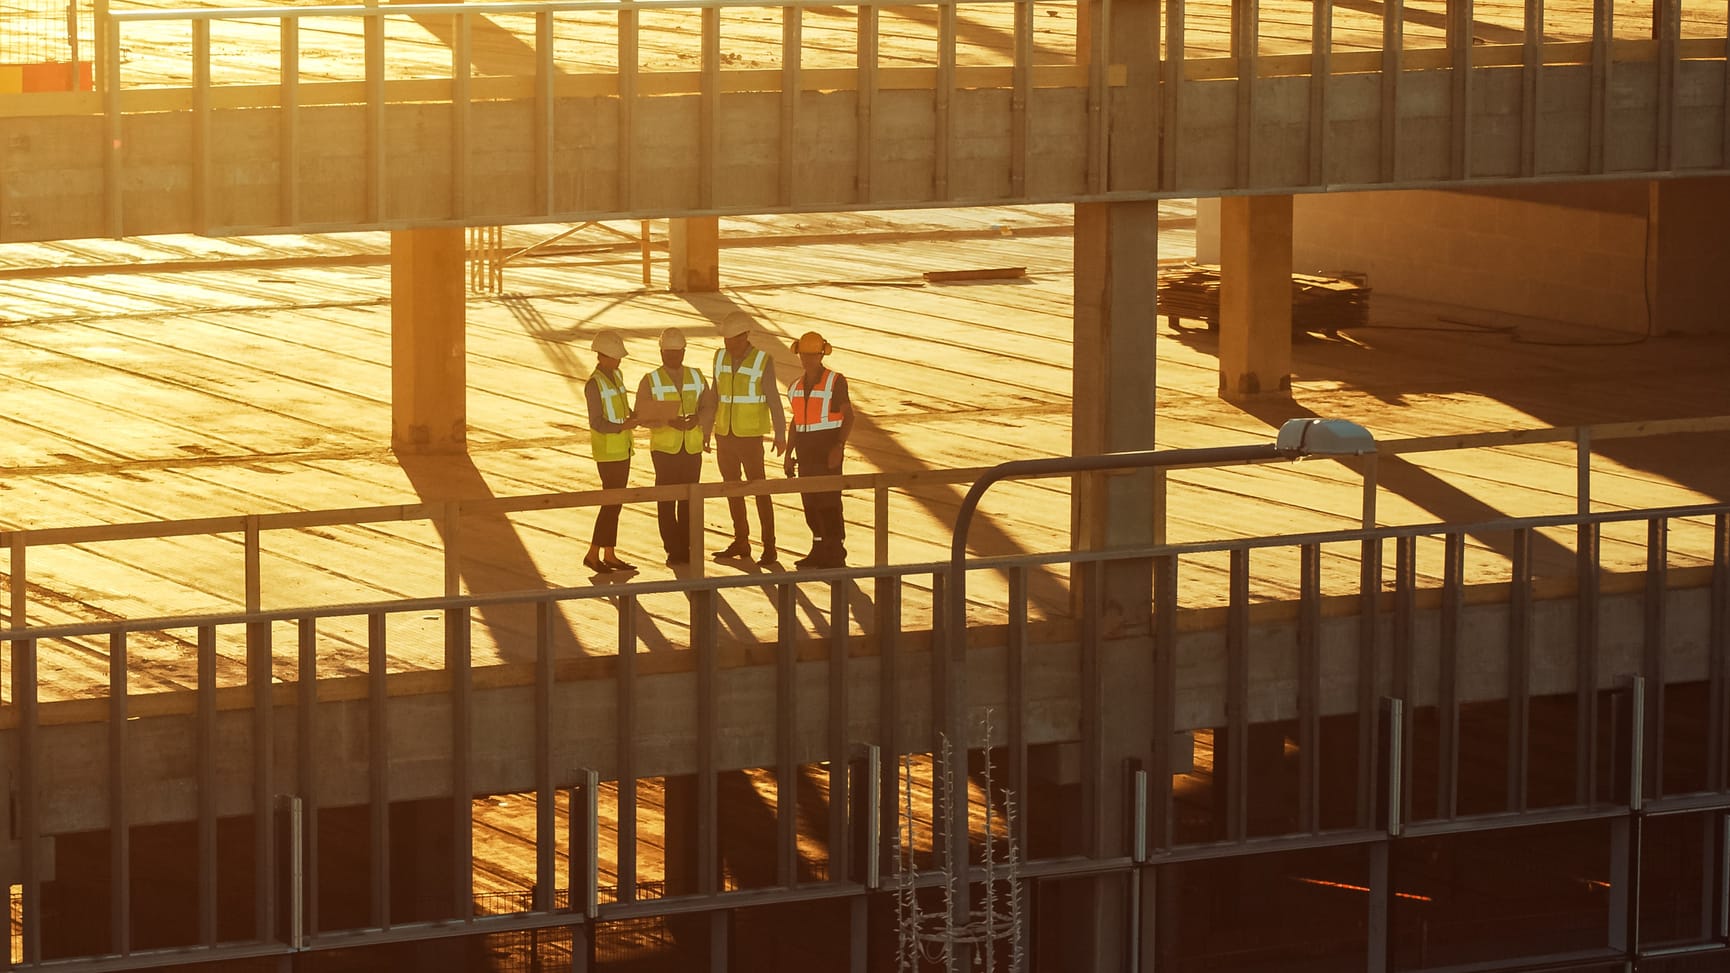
[390,227,467,453]
[1218,194,1293,400]
[1071,199,1159,973]
[668,216,720,292]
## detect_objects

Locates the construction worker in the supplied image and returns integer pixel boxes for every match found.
[583,329,637,574]
[635,327,715,566]
[710,312,787,566]
[785,331,854,569]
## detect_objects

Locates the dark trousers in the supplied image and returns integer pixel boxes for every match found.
[591,459,630,547]
[651,448,702,558]
[792,431,844,550]
[716,434,775,548]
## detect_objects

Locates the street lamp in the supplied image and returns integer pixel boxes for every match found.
[935,418,1375,971]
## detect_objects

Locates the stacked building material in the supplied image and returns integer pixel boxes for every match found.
[1157,262,1370,336]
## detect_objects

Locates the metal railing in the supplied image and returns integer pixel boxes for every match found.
[0,495,1725,969]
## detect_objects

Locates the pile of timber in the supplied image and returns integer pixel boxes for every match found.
[1156,262,1370,336]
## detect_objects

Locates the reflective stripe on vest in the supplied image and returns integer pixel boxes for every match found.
[789,369,845,433]
[713,347,771,437]
[648,365,705,454]
[591,369,632,462]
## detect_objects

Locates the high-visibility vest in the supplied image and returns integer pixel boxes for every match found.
[590,369,633,462]
[647,365,705,454]
[789,369,846,433]
[713,347,772,437]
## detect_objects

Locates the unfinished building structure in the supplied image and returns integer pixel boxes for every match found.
[0,0,1728,969]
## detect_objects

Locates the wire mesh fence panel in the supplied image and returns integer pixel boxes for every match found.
[0,0,87,66]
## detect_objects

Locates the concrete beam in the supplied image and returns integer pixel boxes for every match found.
[668,216,720,292]
[390,227,468,453]
[1218,193,1293,400]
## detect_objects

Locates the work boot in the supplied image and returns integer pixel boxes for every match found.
[756,542,780,567]
[713,538,751,561]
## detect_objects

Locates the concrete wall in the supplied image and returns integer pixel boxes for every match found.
[1242,176,1730,337]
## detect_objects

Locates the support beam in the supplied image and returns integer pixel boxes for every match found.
[390,227,467,453]
[1218,194,1293,400]
[669,216,721,293]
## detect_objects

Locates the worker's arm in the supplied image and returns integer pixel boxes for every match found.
[830,374,854,469]
[762,355,788,455]
[696,371,718,446]
[585,378,629,434]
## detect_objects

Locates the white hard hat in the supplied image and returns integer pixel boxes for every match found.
[591,330,627,359]
[718,312,754,339]
[659,328,686,351]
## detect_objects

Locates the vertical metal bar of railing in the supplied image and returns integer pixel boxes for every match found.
[616,593,638,902]
[1440,532,1464,819]
[279,17,300,227]
[450,604,474,921]
[1360,454,1379,530]
[102,13,122,235]
[827,579,850,882]
[1357,535,1382,829]
[250,612,276,945]
[1656,0,1679,168]
[1578,519,1602,805]
[15,635,39,966]
[1081,559,1107,854]
[1225,548,1249,841]
[694,589,718,896]
[191,18,211,233]
[296,617,320,936]
[1378,0,1402,181]
[571,769,600,920]
[936,0,956,199]
[197,624,218,945]
[617,7,638,211]
[1509,526,1532,812]
[1393,534,1416,828]
[1577,425,1593,516]
[1085,0,1109,193]
[1307,0,1331,185]
[779,4,801,207]
[1644,518,1667,800]
[1232,0,1256,188]
[873,484,889,567]
[452,10,472,220]
[10,533,26,630]
[1588,0,1611,173]
[1520,0,1542,176]
[1010,0,1031,196]
[1151,554,1177,851]
[855,4,878,203]
[364,9,385,223]
[367,610,391,928]
[775,581,798,886]
[1007,565,1028,859]
[1161,0,1185,189]
[875,572,900,885]
[1297,542,1321,833]
[1710,513,1728,793]
[534,10,555,216]
[534,600,556,913]
[108,630,130,957]
[699,6,719,210]
[282,794,304,951]
[1449,0,1473,179]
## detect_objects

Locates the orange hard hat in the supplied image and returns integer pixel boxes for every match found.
[790,331,832,355]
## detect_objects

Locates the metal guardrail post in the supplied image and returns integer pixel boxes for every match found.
[281,794,305,951]
[569,770,600,920]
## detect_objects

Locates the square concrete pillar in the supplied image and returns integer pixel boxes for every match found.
[390,227,467,453]
[668,216,721,292]
[1219,194,1293,400]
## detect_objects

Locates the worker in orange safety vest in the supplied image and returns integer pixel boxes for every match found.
[784,331,855,569]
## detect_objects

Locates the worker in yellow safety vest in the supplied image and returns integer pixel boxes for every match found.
[634,327,715,567]
[710,312,788,566]
[785,331,854,569]
[583,329,638,574]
